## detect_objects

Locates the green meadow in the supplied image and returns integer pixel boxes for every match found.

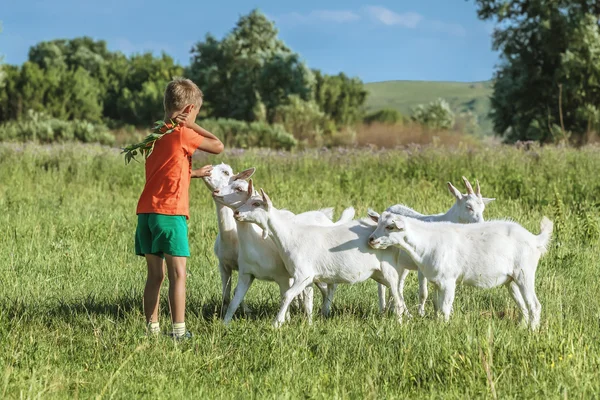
[1,143,599,399]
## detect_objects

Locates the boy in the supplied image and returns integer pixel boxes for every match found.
[135,78,224,339]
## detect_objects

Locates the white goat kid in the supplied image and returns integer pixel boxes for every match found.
[203,163,340,318]
[372,176,495,317]
[214,179,354,324]
[234,188,404,328]
[202,163,256,317]
[368,212,553,330]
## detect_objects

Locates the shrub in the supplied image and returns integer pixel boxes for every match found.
[410,98,455,130]
[0,110,114,145]
[200,118,297,150]
[364,109,403,125]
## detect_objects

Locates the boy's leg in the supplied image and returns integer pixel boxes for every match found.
[165,254,188,335]
[148,215,191,338]
[144,254,165,324]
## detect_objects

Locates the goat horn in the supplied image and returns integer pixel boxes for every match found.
[462,176,474,195]
[476,179,481,196]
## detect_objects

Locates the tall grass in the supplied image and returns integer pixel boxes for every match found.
[355,122,486,148]
[1,143,599,398]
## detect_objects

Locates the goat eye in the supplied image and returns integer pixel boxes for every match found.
[224,171,230,176]
[236,188,244,192]
[252,202,260,207]
[386,225,394,231]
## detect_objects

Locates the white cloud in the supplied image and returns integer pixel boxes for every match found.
[364,6,422,28]
[275,6,466,38]
[275,10,360,25]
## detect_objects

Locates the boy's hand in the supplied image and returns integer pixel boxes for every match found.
[174,105,197,127]
[174,112,191,127]
[191,165,213,178]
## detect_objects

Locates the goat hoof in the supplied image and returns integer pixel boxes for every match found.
[272,319,284,328]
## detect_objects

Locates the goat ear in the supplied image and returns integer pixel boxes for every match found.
[482,197,496,205]
[247,179,254,196]
[232,167,255,181]
[447,182,462,200]
[462,176,475,195]
[260,188,272,210]
[475,179,481,196]
[367,208,380,223]
[393,217,406,231]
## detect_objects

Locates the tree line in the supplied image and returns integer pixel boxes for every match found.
[1,5,599,144]
[0,10,367,134]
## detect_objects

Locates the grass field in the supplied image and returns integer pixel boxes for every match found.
[1,142,600,399]
[364,80,494,134]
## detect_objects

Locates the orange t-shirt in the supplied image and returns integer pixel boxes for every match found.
[136,126,203,219]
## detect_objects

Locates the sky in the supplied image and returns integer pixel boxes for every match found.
[0,0,499,83]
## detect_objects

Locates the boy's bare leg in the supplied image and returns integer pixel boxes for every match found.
[144,254,165,335]
[165,254,187,332]
[144,255,165,323]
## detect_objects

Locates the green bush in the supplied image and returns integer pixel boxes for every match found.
[0,110,114,145]
[200,118,297,150]
[364,109,403,125]
[411,98,455,130]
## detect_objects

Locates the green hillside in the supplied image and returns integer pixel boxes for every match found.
[364,80,494,134]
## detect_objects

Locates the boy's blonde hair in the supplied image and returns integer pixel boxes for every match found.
[163,78,203,115]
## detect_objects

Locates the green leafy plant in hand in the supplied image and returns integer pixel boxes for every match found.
[121,119,179,164]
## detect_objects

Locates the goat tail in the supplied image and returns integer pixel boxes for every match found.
[537,216,553,254]
[336,207,356,224]
[318,207,335,221]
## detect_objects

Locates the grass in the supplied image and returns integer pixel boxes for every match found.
[355,122,491,148]
[364,80,494,134]
[1,142,600,399]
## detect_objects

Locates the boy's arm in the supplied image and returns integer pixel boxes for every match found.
[175,113,224,155]
[188,122,224,155]
[191,164,213,178]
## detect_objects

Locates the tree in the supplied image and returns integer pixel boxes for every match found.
[0,62,104,122]
[472,0,600,143]
[112,52,183,125]
[21,38,183,126]
[313,70,367,127]
[188,9,314,122]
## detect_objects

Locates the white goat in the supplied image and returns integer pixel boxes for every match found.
[368,212,553,330]
[213,178,355,324]
[234,188,405,327]
[203,163,348,319]
[202,163,256,317]
[372,176,495,316]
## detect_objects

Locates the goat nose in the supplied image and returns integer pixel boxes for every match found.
[369,237,375,243]
[234,210,240,217]
[213,189,219,195]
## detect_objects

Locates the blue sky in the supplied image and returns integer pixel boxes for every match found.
[0,0,498,83]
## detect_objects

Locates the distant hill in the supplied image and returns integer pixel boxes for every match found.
[364,80,494,134]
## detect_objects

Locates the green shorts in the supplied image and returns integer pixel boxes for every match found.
[135,214,190,258]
